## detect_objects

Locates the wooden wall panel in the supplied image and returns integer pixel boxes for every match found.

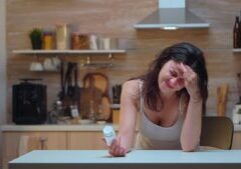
[6,0,241,122]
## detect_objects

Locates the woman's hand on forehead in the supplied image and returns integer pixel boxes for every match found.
[174,62,195,79]
[172,62,185,78]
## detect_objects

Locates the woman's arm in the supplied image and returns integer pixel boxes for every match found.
[180,64,203,151]
[108,80,139,156]
[180,98,202,151]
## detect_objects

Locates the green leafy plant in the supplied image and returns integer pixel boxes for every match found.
[29,28,42,49]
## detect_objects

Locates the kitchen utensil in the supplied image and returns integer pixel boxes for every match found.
[217,84,229,116]
[82,73,111,122]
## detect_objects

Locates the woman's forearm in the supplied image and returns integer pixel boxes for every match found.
[117,131,135,152]
[180,99,203,151]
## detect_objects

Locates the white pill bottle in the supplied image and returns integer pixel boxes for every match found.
[102,125,116,146]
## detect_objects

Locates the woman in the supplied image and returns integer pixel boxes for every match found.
[107,42,208,156]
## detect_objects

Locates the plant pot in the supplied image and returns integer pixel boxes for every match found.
[31,38,42,50]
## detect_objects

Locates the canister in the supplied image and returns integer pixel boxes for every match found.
[56,24,70,49]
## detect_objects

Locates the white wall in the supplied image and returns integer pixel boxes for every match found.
[0,0,7,167]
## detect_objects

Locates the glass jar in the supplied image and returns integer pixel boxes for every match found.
[71,32,90,50]
[71,32,81,49]
[43,31,54,50]
[56,24,69,50]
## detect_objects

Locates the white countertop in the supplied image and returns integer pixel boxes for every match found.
[1,124,241,132]
[9,150,241,169]
[10,150,241,164]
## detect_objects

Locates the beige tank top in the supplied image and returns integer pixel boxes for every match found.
[134,81,184,150]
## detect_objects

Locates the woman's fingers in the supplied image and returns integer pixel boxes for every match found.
[179,63,196,82]
[179,63,201,100]
[185,65,197,83]
[117,147,125,156]
[180,63,188,74]
[116,137,126,156]
[110,139,118,151]
[108,137,126,157]
[110,146,125,157]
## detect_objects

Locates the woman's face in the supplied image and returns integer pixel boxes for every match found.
[158,60,185,94]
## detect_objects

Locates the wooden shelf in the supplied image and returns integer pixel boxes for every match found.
[12,49,126,68]
[12,49,126,55]
[232,48,241,53]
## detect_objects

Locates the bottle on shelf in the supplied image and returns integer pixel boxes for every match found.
[233,16,240,48]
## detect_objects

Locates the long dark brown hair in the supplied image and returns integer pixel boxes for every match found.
[140,42,208,115]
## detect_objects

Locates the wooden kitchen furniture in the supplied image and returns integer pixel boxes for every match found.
[1,124,241,169]
[1,124,113,169]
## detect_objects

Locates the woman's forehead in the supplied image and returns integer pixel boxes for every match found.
[166,60,181,67]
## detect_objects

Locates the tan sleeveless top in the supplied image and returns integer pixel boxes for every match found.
[134,81,184,150]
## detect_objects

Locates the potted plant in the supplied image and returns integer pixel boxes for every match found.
[29,28,42,49]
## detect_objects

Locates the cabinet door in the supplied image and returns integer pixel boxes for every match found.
[2,131,67,169]
[232,132,241,149]
[67,131,105,150]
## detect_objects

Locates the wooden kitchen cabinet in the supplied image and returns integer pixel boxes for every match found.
[2,130,106,169]
[2,131,67,169]
[67,131,105,150]
[3,129,241,169]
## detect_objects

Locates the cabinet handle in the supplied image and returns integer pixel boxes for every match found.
[39,136,48,150]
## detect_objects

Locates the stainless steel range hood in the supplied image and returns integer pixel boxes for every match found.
[134,0,210,29]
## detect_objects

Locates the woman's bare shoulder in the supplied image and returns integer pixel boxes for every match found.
[123,79,142,90]
[122,79,142,98]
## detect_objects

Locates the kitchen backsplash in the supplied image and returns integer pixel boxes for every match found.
[6,0,241,122]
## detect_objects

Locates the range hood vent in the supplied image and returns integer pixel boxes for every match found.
[134,0,210,29]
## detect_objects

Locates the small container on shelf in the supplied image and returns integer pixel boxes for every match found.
[89,34,99,50]
[71,32,89,50]
[43,29,55,50]
[56,23,70,50]
[99,37,119,50]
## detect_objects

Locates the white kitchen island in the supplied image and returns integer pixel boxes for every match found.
[9,150,241,169]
